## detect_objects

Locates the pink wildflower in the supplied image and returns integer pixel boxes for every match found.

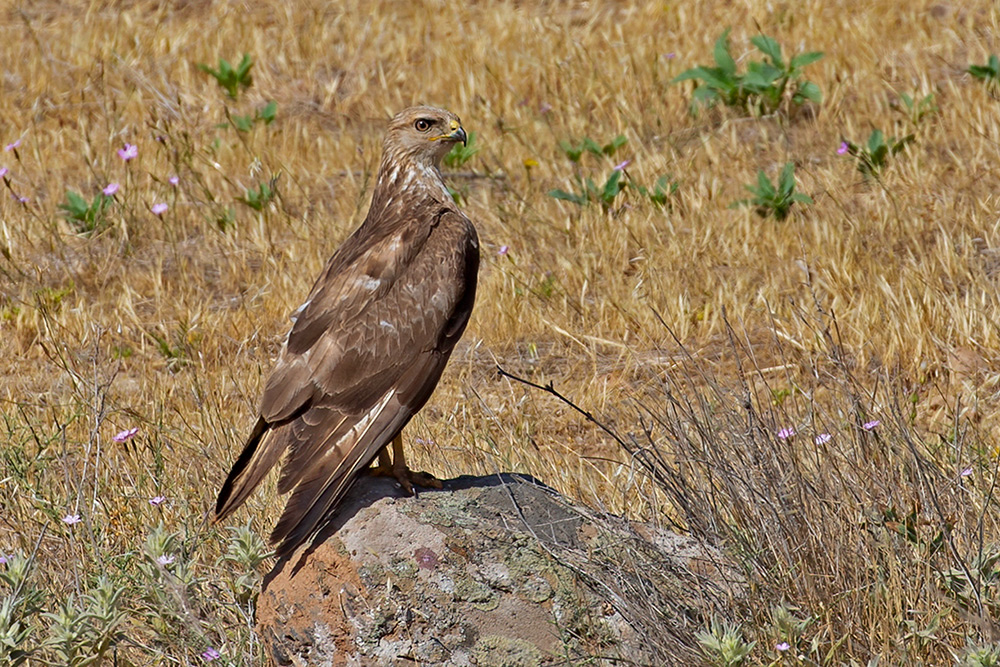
[118,143,138,161]
[113,427,139,443]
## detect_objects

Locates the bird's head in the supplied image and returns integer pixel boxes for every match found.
[383,106,467,168]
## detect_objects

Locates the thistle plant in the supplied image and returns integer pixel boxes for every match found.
[59,189,114,236]
[673,29,823,115]
[968,54,1000,89]
[840,129,915,179]
[732,162,812,220]
[558,134,627,162]
[198,53,254,100]
[696,618,755,667]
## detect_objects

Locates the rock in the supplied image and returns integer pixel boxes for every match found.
[256,474,743,666]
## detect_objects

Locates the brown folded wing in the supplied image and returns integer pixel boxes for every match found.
[214,208,478,556]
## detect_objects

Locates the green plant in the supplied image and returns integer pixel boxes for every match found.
[673,29,823,114]
[958,642,1000,667]
[897,92,937,125]
[238,178,278,211]
[230,101,278,132]
[968,54,1000,87]
[696,618,755,667]
[219,524,270,606]
[198,53,254,99]
[549,169,624,211]
[558,134,627,162]
[59,190,113,236]
[842,129,915,178]
[632,174,679,207]
[443,130,479,168]
[732,162,812,220]
[0,553,44,666]
[42,578,125,667]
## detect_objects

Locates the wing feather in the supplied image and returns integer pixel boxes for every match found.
[215,201,478,556]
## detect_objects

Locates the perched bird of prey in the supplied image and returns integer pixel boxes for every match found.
[214,106,478,557]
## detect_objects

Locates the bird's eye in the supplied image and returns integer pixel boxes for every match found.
[414,119,432,132]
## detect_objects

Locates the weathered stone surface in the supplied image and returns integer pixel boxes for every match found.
[257,474,742,666]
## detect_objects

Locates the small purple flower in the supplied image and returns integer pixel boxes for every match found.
[151,202,168,215]
[776,641,790,651]
[4,139,20,152]
[814,433,832,445]
[539,102,552,114]
[201,648,221,661]
[837,141,849,155]
[0,167,7,179]
[156,554,175,566]
[168,175,179,187]
[113,427,139,443]
[150,495,167,506]
[961,467,973,477]
[0,554,8,565]
[777,427,796,440]
[13,194,28,203]
[498,245,509,256]
[863,419,880,431]
[103,182,119,196]
[613,159,632,172]
[664,52,676,59]
[118,143,138,162]
[63,514,82,525]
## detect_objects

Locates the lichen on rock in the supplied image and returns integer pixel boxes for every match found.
[256,473,743,666]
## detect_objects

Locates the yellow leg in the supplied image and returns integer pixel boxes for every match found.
[369,433,442,493]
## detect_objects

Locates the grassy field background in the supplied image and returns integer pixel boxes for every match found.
[1,0,999,663]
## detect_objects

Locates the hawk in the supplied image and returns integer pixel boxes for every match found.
[214,106,479,557]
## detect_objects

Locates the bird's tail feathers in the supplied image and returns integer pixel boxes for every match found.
[270,393,407,556]
[214,416,282,523]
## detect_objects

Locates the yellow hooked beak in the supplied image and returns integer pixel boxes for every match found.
[436,119,467,145]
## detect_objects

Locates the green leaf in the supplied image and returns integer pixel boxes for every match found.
[740,70,779,91]
[235,53,253,81]
[602,170,623,202]
[751,35,784,68]
[691,85,720,106]
[891,134,915,156]
[755,170,776,198]
[256,101,278,125]
[713,29,737,76]
[778,162,796,196]
[789,51,824,70]
[792,193,814,204]
[871,144,888,166]
[232,114,254,132]
[867,130,885,155]
[795,80,822,104]
[602,134,628,156]
[64,190,88,214]
[558,140,584,162]
[548,189,588,206]
[582,137,603,157]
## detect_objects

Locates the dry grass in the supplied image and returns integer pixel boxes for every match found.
[1,0,999,663]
